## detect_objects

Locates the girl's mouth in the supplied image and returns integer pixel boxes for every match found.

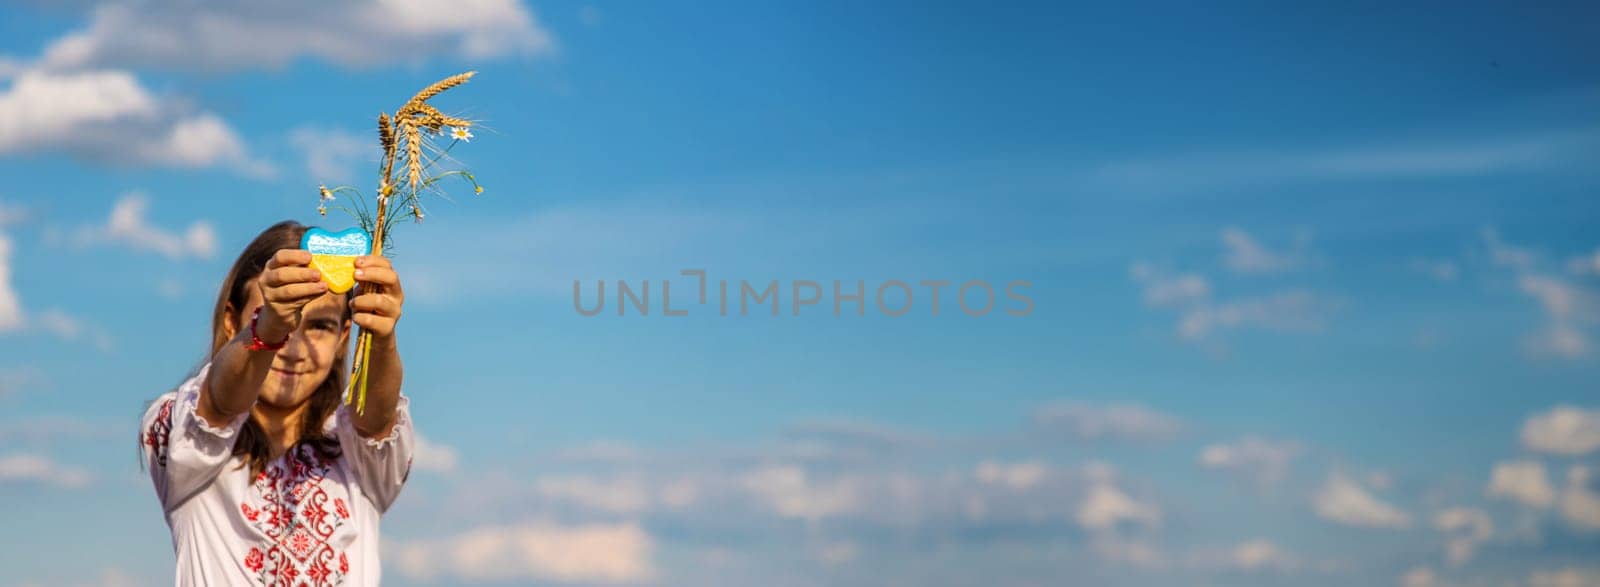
[270,367,304,376]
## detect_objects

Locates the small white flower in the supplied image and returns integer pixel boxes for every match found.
[450,127,473,142]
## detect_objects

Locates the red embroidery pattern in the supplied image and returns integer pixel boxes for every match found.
[143,398,175,467]
[242,444,350,586]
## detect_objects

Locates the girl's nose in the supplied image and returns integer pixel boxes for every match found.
[276,329,313,360]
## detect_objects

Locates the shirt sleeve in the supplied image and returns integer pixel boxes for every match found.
[140,362,249,512]
[334,394,416,513]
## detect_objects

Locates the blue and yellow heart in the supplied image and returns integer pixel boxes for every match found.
[300,227,372,294]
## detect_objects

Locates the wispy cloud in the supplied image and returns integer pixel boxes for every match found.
[1177,290,1330,341]
[23,0,555,73]
[412,432,460,474]
[1559,466,1600,531]
[389,521,655,584]
[1480,230,1600,359]
[0,367,44,398]
[1312,472,1411,529]
[1130,232,1336,347]
[0,231,112,347]
[1077,463,1162,531]
[0,232,21,332]
[71,192,216,259]
[1089,128,1600,193]
[1487,460,1556,508]
[1221,227,1305,274]
[1199,437,1302,486]
[1032,401,1182,442]
[288,125,373,185]
[0,453,92,488]
[1521,406,1600,456]
[0,68,272,175]
[1432,508,1492,566]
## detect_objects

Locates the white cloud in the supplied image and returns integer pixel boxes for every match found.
[1526,325,1591,358]
[1033,401,1182,442]
[1560,466,1600,531]
[1313,473,1411,529]
[1487,460,1556,508]
[32,0,555,72]
[1527,567,1600,587]
[0,414,114,444]
[155,278,184,300]
[1518,275,1596,358]
[412,432,459,474]
[1129,262,1210,308]
[1410,258,1459,283]
[1185,540,1323,574]
[0,201,29,227]
[974,460,1049,491]
[390,521,654,584]
[578,5,604,27]
[0,233,21,332]
[0,453,92,488]
[1091,129,1600,193]
[0,233,110,347]
[552,440,645,464]
[1400,566,1438,587]
[0,68,269,175]
[535,474,653,515]
[1221,227,1302,274]
[1199,437,1301,485]
[1090,536,1167,569]
[1129,259,1333,344]
[74,192,216,259]
[1569,250,1600,276]
[812,541,858,566]
[32,308,113,350]
[1179,290,1331,341]
[1432,507,1492,566]
[1522,407,1600,456]
[0,367,44,398]
[1225,539,1298,572]
[740,465,861,522]
[289,125,372,184]
[1483,228,1537,271]
[1481,231,1599,359]
[1076,465,1161,531]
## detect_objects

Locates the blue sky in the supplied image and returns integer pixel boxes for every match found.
[1,1,1599,585]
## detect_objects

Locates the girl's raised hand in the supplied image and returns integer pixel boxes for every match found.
[351,255,404,340]
[256,249,326,339]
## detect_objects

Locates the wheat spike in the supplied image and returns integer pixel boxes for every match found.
[412,104,473,129]
[377,112,395,160]
[401,71,476,114]
[404,121,423,189]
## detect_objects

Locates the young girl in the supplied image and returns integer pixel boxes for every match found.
[140,220,413,586]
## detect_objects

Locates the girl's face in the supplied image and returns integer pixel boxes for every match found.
[236,279,349,411]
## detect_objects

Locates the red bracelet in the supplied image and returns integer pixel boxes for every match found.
[247,306,290,351]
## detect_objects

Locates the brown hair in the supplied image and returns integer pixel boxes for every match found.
[211,220,350,476]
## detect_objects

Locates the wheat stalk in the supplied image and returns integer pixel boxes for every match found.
[322,71,486,414]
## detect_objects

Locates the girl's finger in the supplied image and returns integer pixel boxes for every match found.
[261,266,322,287]
[351,293,402,318]
[267,281,328,302]
[267,249,313,269]
[353,266,400,288]
[352,313,395,335]
[354,256,391,270]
